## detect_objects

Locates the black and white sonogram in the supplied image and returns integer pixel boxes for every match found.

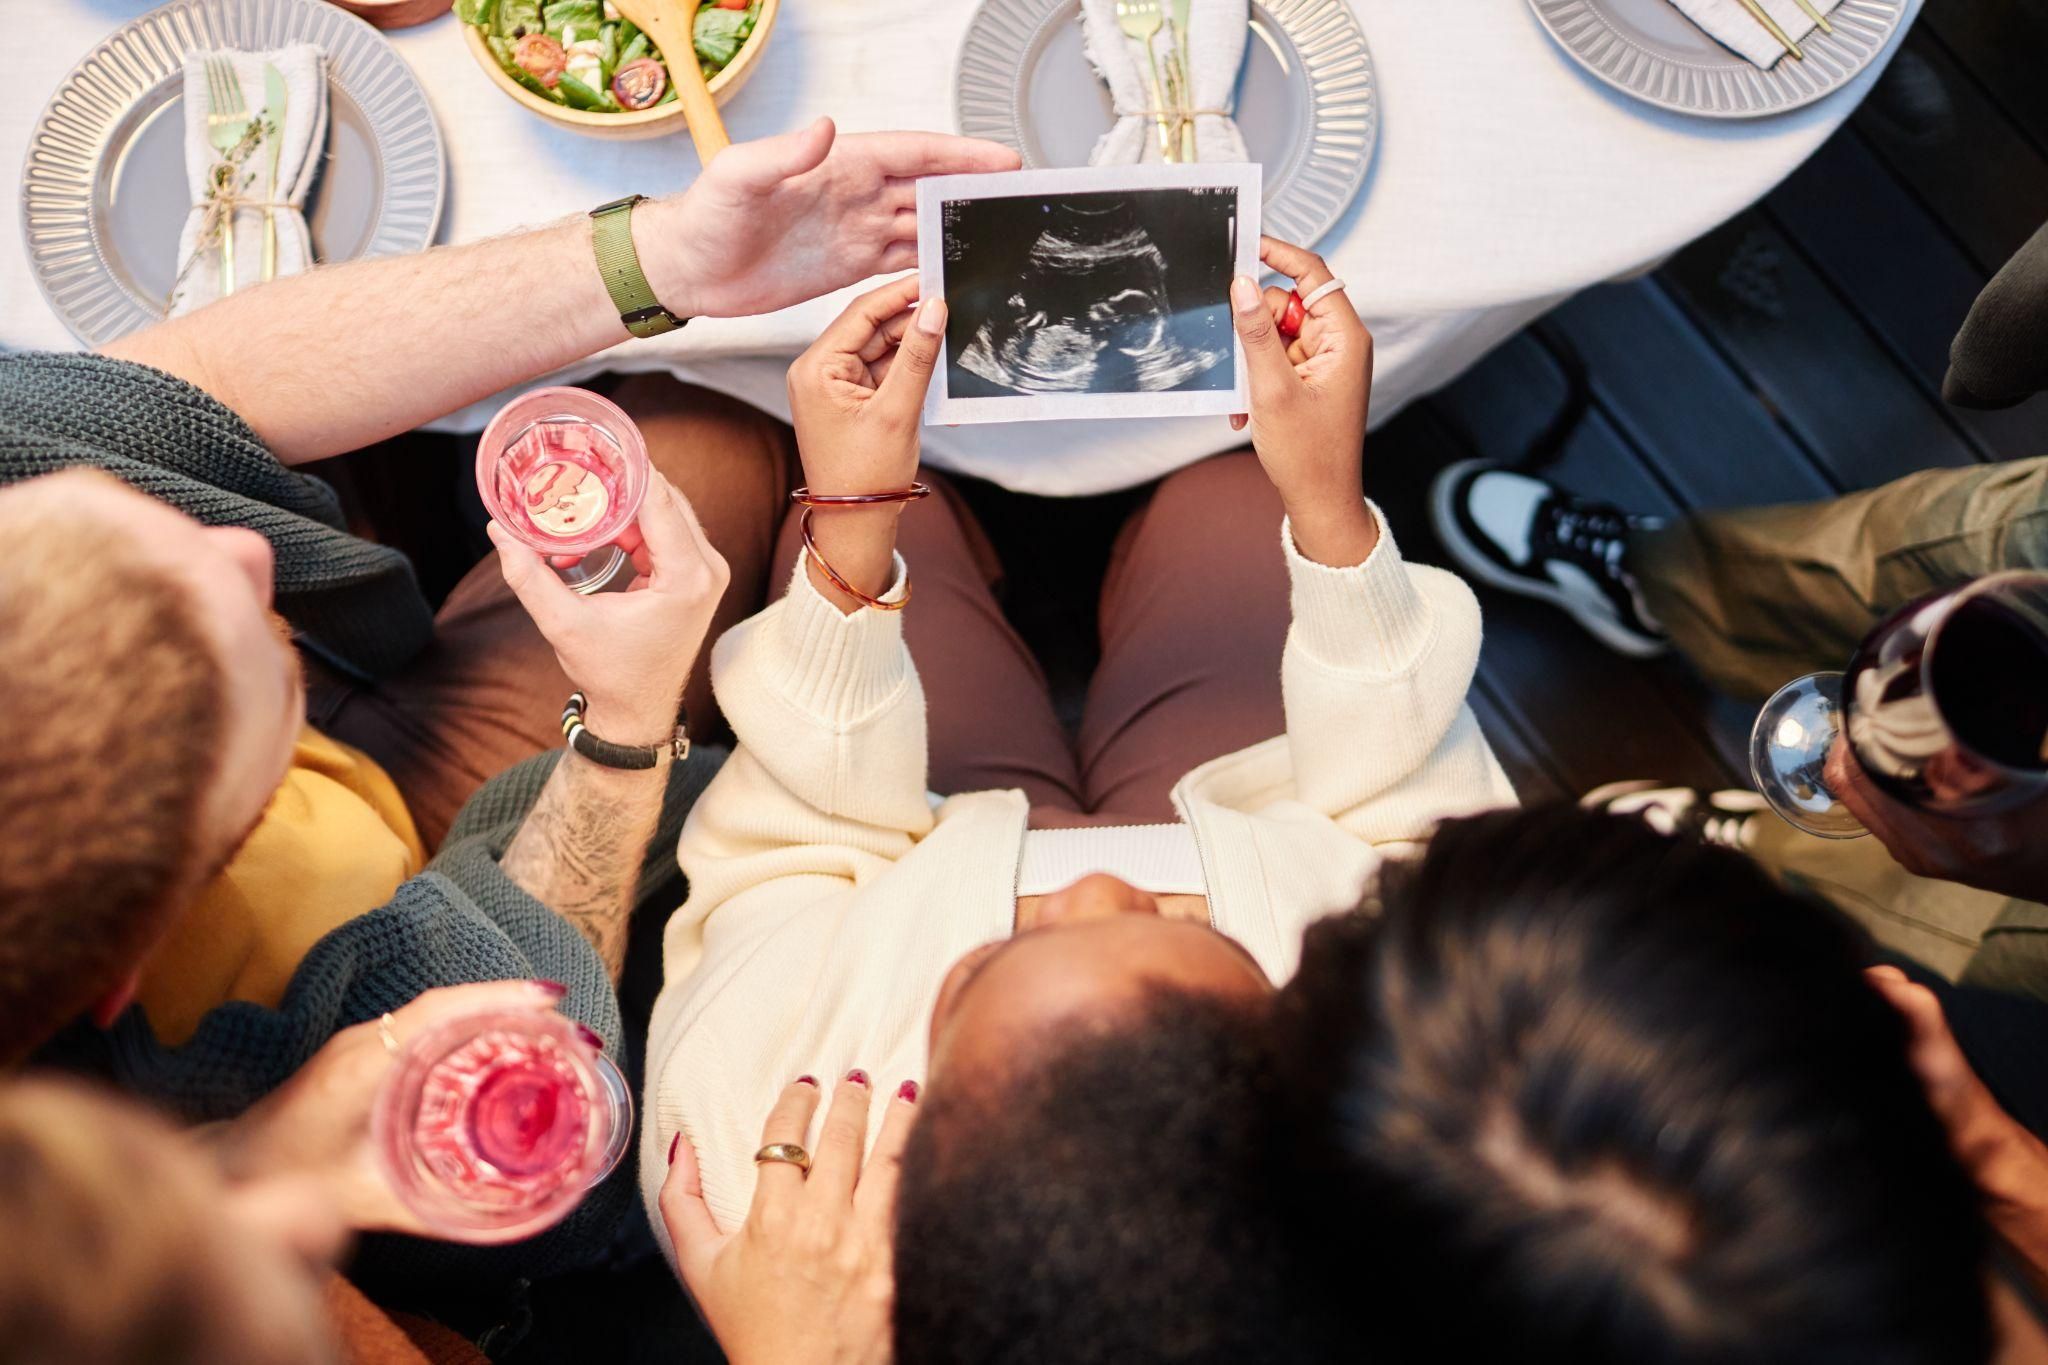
[916,164,1260,425]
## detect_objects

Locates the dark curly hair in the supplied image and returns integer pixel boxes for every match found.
[893,988,1342,1365]
[1276,804,1993,1365]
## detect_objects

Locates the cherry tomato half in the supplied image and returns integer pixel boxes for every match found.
[611,57,669,110]
[513,33,567,87]
[1278,290,1307,341]
[716,0,750,10]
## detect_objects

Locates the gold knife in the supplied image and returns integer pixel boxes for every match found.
[1789,0,1834,34]
[1734,0,1804,61]
[262,63,287,282]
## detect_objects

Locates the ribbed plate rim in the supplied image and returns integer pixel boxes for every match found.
[21,0,447,347]
[953,0,1378,249]
[1526,0,1907,119]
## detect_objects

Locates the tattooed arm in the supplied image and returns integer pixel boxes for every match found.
[500,750,671,979]
[487,473,731,975]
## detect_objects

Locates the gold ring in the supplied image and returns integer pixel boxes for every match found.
[753,1142,811,1173]
[377,1012,401,1057]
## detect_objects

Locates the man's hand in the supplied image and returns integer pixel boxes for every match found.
[643,119,1019,320]
[661,1075,916,1365]
[783,274,946,610]
[489,473,729,746]
[1228,236,1376,567]
[210,980,573,1237]
[1829,741,2048,902]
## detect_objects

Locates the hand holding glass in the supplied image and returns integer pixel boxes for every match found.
[477,387,651,593]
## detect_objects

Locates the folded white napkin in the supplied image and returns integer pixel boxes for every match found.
[1669,0,1845,69]
[1079,0,1249,165]
[170,45,328,316]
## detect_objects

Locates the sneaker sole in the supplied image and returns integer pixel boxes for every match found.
[1429,459,1670,660]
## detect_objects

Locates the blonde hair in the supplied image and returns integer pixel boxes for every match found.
[0,472,227,1061]
[0,1077,340,1365]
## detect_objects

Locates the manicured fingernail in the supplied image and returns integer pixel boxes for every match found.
[897,1079,920,1103]
[667,1133,680,1166]
[796,1075,818,1088]
[917,297,948,336]
[846,1069,870,1088]
[1230,276,1259,312]
[532,979,568,998]
[576,1023,604,1051]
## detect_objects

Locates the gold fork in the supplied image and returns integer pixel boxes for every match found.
[203,55,253,294]
[1114,0,1176,161]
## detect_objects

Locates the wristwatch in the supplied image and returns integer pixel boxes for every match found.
[589,195,688,339]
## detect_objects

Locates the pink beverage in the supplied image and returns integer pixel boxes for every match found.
[373,1010,632,1243]
[476,387,651,593]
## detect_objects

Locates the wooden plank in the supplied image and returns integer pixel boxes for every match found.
[1922,1,2048,158]
[1764,128,2048,465]
[1658,212,1982,490]
[1543,279,1838,511]
[1851,27,2048,276]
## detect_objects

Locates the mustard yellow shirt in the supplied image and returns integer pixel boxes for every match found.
[139,727,426,1045]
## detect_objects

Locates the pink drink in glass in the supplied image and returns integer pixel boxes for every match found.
[477,387,650,593]
[374,1010,632,1243]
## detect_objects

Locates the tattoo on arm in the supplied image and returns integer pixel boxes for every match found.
[500,749,670,981]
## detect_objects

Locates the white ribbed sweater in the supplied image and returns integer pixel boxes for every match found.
[641,504,1517,1237]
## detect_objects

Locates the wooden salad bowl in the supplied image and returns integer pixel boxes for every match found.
[460,0,778,141]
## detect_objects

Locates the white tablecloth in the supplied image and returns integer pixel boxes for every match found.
[6,0,1920,494]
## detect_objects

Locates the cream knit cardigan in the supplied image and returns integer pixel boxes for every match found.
[641,503,1517,1237]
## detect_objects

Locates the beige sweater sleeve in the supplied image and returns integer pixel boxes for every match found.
[1277,502,1516,843]
[673,557,937,937]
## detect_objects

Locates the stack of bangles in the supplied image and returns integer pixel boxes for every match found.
[791,483,933,611]
[1276,278,1348,342]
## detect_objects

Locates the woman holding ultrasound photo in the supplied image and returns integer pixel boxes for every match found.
[642,236,1513,1361]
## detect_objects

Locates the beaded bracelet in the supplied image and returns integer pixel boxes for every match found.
[790,483,932,613]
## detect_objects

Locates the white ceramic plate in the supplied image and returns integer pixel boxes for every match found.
[1527,0,1908,118]
[955,0,1376,249]
[22,0,445,345]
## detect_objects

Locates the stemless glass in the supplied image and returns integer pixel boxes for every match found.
[476,386,651,594]
[372,1009,633,1244]
[1750,571,2048,839]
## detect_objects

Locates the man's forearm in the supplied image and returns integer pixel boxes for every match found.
[99,204,691,466]
[501,747,671,980]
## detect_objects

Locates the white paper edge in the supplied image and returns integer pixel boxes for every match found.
[917,162,1264,427]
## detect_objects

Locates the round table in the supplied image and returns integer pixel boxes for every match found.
[5,0,1921,495]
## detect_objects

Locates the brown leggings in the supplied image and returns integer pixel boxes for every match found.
[310,378,1290,843]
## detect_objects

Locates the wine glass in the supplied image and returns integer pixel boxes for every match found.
[476,387,651,594]
[1750,571,2048,839]
[372,1009,633,1243]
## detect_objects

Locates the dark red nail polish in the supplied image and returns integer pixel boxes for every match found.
[897,1079,920,1103]
[667,1133,680,1166]
[576,1023,604,1051]
[846,1069,870,1088]
[796,1075,819,1088]
[533,979,569,998]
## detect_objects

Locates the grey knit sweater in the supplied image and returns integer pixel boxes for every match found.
[3,350,726,1290]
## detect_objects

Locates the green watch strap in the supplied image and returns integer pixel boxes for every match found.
[590,195,687,340]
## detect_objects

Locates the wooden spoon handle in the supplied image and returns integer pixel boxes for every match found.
[645,1,729,162]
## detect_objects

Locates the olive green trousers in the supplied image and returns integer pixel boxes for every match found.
[1629,456,2048,995]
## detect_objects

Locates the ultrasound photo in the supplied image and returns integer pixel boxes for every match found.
[917,164,1261,425]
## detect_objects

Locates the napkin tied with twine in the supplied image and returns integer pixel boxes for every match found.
[1079,0,1249,165]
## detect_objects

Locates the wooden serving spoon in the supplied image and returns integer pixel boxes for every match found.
[608,0,730,163]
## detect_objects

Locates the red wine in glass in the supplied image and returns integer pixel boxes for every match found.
[374,1010,632,1243]
[1750,571,2048,838]
[477,387,650,595]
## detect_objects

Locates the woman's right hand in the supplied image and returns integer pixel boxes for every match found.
[784,275,947,610]
[660,1075,920,1365]
[1230,236,1377,567]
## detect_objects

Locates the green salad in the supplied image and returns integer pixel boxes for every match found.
[458,0,764,113]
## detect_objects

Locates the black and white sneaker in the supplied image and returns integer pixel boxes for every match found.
[1430,459,1670,658]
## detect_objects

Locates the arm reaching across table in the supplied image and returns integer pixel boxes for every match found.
[100,121,1017,466]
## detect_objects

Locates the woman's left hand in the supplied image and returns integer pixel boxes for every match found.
[1229,236,1377,567]
[660,1075,920,1365]
[207,979,574,1238]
